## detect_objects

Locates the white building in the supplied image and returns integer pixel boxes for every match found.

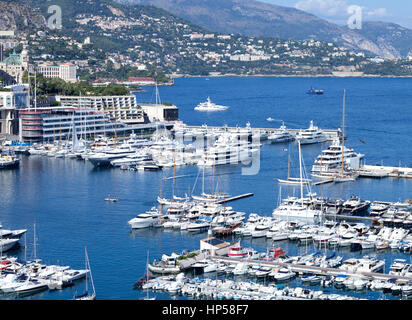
[55,95,145,124]
[0,48,29,83]
[140,103,178,123]
[199,237,235,256]
[36,63,77,83]
[0,90,29,135]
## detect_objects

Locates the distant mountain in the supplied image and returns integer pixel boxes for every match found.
[117,0,412,59]
[0,0,45,32]
[349,21,412,59]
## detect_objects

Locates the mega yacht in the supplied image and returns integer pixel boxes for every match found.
[194,97,229,112]
[311,138,364,174]
[295,121,327,145]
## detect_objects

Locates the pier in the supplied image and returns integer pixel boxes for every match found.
[216,193,254,204]
[185,125,342,141]
[359,165,412,179]
[210,256,412,283]
[312,179,334,186]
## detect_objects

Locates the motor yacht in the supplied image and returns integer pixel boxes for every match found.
[311,138,364,174]
[295,121,327,145]
[267,123,294,144]
[271,268,296,282]
[194,97,229,112]
[88,146,136,167]
[128,208,161,229]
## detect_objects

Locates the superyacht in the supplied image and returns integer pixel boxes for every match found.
[311,138,364,175]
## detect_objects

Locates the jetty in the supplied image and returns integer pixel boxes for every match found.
[359,164,412,179]
[210,256,412,283]
[215,193,254,204]
[312,179,334,186]
[185,125,342,141]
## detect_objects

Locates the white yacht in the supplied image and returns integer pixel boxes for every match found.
[110,149,151,167]
[0,238,20,252]
[232,262,249,276]
[13,279,49,296]
[88,146,136,167]
[186,219,211,232]
[295,121,327,145]
[267,123,295,144]
[273,201,320,219]
[128,208,162,229]
[197,145,258,167]
[272,268,296,282]
[389,259,409,276]
[194,97,229,112]
[311,138,364,174]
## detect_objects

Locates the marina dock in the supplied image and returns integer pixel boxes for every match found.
[185,125,343,141]
[216,193,254,204]
[359,165,412,179]
[210,256,412,283]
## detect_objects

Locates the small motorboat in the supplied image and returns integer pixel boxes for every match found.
[307,86,324,95]
[105,196,118,202]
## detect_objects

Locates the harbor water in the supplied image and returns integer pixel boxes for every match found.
[1,76,412,299]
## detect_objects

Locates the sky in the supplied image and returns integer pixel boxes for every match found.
[261,0,412,29]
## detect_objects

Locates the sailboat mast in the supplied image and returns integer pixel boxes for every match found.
[85,247,88,294]
[298,141,304,201]
[34,70,37,111]
[114,117,117,149]
[287,143,291,180]
[172,151,176,200]
[341,89,346,175]
[212,158,215,195]
[202,166,205,195]
[33,223,37,260]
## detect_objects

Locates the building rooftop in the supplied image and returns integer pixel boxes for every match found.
[1,52,21,66]
[200,237,230,249]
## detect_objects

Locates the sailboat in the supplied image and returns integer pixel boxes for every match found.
[273,141,321,219]
[191,157,230,203]
[143,251,155,300]
[75,247,96,300]
[277,143,311,185]
[157,152,189,206]
[333,90,358,183]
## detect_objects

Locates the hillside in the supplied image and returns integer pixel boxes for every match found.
[0,0,45,33]
[350,21,412,59]
[117,0,412,59]
[2,0,412,79]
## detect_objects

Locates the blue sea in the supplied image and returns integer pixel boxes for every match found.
[1,77,412,300]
